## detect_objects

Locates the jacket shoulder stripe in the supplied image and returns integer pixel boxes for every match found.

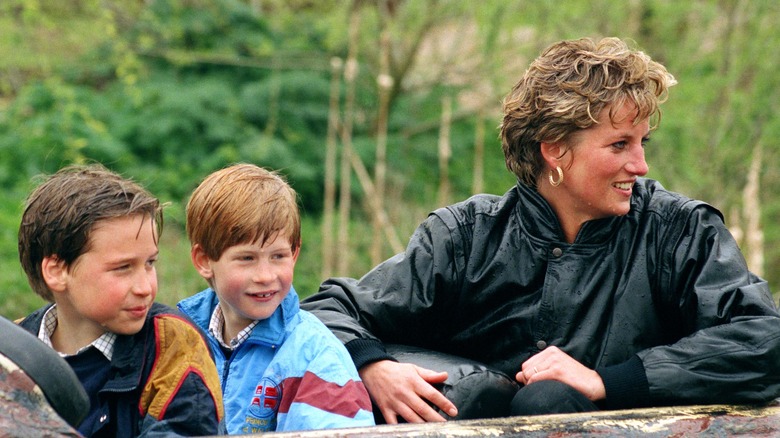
[138,314,224,421]
[278,371,370,418]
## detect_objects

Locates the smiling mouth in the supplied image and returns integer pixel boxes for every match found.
[250,292,276,299]
[614,182,633,190]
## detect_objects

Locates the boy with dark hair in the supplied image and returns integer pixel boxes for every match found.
[17,164,224,437]
[177,163,374,434]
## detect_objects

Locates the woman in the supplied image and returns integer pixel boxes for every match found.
[301,37,780,423]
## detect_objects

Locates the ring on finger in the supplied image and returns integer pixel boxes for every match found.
[533,366,539,374]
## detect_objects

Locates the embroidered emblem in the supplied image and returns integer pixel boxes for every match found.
[247,377,281,420]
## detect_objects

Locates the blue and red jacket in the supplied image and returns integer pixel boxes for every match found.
[178,286,374,434]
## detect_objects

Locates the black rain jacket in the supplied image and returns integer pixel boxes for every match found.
[301,178,780,409]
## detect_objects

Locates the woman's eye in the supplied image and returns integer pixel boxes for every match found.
[612,141,627,150]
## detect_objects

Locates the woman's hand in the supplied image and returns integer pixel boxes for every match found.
[359,360,458,423]
[515,346,606,401]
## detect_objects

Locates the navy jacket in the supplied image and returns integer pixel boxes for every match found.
[19,302,223,437]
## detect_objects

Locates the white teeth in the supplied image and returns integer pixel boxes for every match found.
[614,183,633,190]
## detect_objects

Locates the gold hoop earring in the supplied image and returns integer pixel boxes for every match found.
[549,166,563,187]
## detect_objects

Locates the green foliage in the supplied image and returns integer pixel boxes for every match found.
[1,0,779,321]
[0,79,123,187]
[0,189,44,320]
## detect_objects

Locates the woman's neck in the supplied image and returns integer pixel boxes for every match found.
[536,181,582,244]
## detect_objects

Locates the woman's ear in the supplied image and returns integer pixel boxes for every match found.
[540,141,565,169]
[41,256,68,293]
[190,244,214,279]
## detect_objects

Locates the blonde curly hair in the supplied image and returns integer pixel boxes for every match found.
[500,37,677,187]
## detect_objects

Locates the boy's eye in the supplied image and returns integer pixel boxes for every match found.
[272,251,293,260]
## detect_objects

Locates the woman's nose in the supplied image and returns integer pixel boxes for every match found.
[627,145,649,176]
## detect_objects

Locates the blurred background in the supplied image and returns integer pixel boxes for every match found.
[1,0,779,319]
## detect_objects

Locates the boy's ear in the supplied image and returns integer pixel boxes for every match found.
[190,244,214,279]
[41,256,68,293]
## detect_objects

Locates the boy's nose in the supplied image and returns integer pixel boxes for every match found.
[252,263,275,284]
[133,271,156,296]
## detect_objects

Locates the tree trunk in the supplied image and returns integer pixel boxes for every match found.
[371,0,393,266]
[256,403,780,437]
[743,143,764,276]
[472,111,485,194]
[336,3,361,275]
[321,57,342,279]
[437,95,452,207]
[348,145,405,255]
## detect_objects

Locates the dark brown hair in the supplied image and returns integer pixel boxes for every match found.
[18,164,163,301]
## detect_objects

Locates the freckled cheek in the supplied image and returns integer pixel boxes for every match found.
[221,273,252,294]
[278,270,295,290]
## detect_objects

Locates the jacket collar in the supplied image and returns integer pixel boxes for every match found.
[178,286,300,347]
[248,287,300,346]
[514,181,627,244]
[107,303,170,392]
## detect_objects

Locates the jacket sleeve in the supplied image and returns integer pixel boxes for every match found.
[635,202,780,406]
[137,314,224,436]
[275,324,375,431]
[301,214,460,370]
